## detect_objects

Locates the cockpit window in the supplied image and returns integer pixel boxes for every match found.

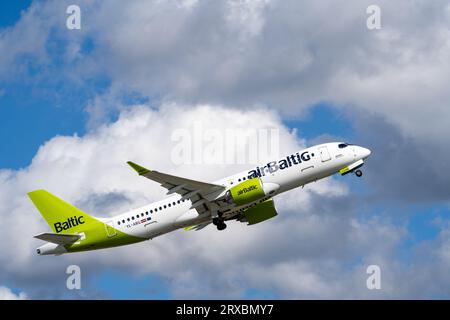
[338,143,348,149]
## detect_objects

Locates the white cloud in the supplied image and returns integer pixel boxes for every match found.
[1,0,450,299]
[0,103,355,298]
[225,0,271,41]
[0,287,27,300]
[0,102,449,299]
[0,1,59,78]
[71,0,450,142]
[2,0,449,142]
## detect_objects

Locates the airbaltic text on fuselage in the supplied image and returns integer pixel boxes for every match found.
[54,216,85,233]
[248,150,312,178]
[237,185,257,196]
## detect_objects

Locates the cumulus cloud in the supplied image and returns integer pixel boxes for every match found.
[349,111,450,203]
[2,0,449,141]
[1,0,450,299]
[74,0,450,141]
[3,1,448,185]
[0,103,352,298]
[2,1,447,133]
[0,287,27,300]
[1,102,449,298]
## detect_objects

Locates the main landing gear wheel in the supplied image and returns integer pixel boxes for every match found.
[217,222,227,231]
[355,169,363,177]
[212,217,227,231]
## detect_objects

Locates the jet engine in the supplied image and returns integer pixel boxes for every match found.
[36,242,67,255]
[225,178,279,206]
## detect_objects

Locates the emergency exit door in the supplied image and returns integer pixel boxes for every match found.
[105,221,117,238]
[318,146,331,162]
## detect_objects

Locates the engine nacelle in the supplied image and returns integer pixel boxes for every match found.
[36,243,67,255]
[225,178,279,206]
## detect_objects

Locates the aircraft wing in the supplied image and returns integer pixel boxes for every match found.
[127,161,226,215]
[34,233,81,245]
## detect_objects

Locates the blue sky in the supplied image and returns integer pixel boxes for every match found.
[0,2,32,28]
[0,1,83,169]
[1,1,450,299]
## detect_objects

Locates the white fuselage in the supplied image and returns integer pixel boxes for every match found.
[102,142,370,240]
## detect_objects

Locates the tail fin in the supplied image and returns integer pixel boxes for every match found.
[28,190,95,234]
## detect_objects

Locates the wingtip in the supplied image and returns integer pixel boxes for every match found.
[27,189,48,198]
[127,161,151,175]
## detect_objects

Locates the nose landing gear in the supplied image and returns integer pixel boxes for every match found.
[355,169,363,177]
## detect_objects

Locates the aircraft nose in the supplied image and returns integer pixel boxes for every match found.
[361,147,371,159]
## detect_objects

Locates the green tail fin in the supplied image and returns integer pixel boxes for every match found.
[28,190,95,234]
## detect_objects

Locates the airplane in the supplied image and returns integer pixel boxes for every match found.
[29,142,371,255]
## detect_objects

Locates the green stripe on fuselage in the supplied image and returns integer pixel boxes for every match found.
[64,221,145,253]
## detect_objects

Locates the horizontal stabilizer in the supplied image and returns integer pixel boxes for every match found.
[34,233,80,245]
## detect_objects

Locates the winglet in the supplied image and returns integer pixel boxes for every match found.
[127,161,151,175]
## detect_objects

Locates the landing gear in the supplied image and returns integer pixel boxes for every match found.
[212,216,227,231]
[217,222,227,231]
[355,169,363,177]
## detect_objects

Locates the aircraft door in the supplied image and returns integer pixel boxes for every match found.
[318,146,331,162]
[105,221,117,238]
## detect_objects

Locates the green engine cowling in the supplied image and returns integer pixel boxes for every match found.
[226,178,264,206]
[225,178,279,206]
[243,199,278,225]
